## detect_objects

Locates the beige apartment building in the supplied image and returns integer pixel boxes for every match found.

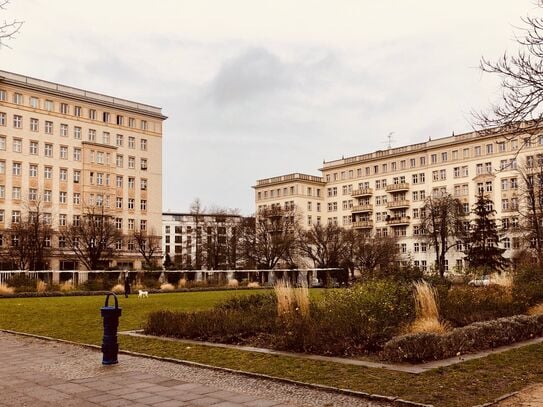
[0,70,166,270]
[255,129,543,272]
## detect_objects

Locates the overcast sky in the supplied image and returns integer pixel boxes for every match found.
[1,0,536,214]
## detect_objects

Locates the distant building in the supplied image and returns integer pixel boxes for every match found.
[162,212,243,270]
[0,70,166,270]
[254,128,543,272]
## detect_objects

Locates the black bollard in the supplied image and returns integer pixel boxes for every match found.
[101,292,122,365]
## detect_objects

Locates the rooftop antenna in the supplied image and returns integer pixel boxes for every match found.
[386,132,395,149]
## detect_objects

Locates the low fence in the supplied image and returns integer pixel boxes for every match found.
[0,268,347,288]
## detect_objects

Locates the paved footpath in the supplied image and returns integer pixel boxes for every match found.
[497,384,543,406]
[0,332,388,407]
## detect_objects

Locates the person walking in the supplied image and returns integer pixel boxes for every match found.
[124,273,131,298]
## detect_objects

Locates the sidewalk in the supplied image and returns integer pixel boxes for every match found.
[497,384,543,406]
[0,332,388,407]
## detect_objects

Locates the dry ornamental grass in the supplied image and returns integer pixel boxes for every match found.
[111,284,125,294]
[160,283,175,292]
[0,283,14,295]
[410,281,450,334]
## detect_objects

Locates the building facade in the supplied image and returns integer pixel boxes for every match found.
[162,212,243,270]
[0,70,166,270]
[255,129,543,272]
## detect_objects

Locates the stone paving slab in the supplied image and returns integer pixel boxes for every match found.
[0,331,390,406]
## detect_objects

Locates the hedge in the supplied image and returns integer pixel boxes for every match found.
[381,314,543,363]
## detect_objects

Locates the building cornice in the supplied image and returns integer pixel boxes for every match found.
[0,70,167,120]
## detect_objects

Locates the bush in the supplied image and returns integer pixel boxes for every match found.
[6,274,37,293]
[145,293,277,343]
[512,267,543,308]
[381,314,543,363]
[440,285,519,326]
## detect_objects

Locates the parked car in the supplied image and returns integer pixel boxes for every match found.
[468,275,491,286]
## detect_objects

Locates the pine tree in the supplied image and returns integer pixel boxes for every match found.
[464,194,508,273]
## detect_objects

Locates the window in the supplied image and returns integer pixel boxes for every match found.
[0,112,5,126]
[116,115,123,126]
[475,146,481,156]
[485,162,492,173]
[476,163,483,175]
[140,178,147,190]
[102,131,110,144]
[44,120,53,134]
[0,90,6,101]
[44,166,52,179]
[116,197,123,209]
[116,134,123,146]
[440,169,446,180]
[116,154,123,167]
[461,166,468,177]
[115,218,123,229]
[454,167,460,178]
[13,93,23,104]
[73,170,80,183]
[12,162,21,176]
[74,126,81,139]
[12,211,21,223]
[128,156,135,169]
[0,160,4,174]
[431,154,437,164]
[96,151,104,164]
[12,187,21,200]
[89,109,96,120]
[0,136,4,150]
[73,193,81,205]
[116,175,123,188]
[30,140,39,155]
[59,214,67,227]
[441,152,448,162]
[73,148,81,161]
[497,142,506,152]
[128,136,135,149]
[44,143,53,157]
[103,112,110,123]
[140,139,147,150]
[45,100,54,111]
[13,115,22,128]
[30,118,39,131]
[128,219,135,230]
[43,190,52,202]
[60,145,68,159]
[140,220,147,231]
[88,129,96,142]
[486,144,493,154]
[60,103,69,114]
[0,185,4,198]
[128,177,135,189]
[74,106,81,117]
[59,168,68,181]
[59,191,67,204]
[140,120,147,130]
[129,117,136,128]
[140,158,147,170]
[140,200,147,210]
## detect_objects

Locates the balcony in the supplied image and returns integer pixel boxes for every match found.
[351,204,373,213]
[352,188,373,197]
[386,182,410,193]
[386,199,410,209]
[386,216,411,226]
[352,220,374,229]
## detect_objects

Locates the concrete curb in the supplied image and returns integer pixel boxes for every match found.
[0,329,433,407]
[472,391,520,406]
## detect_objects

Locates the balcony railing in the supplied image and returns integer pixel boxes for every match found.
[386,216,411,226]
[351,188,373,197]
[386,182,410,192]
[351,204,373,213]
[386,200,411,209]
[352,220,374,229]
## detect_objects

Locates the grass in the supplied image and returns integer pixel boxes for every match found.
[0,290,542,406]
[410,281,450,334]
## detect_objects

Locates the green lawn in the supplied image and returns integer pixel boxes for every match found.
[0,290,542,407]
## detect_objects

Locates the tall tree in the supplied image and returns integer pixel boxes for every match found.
[132,227,162,270]
[60,206,122,270]
[298,223,348,269]
[516,160,543,266]
[464,194,508,273]
[239,206,300,269]
[189,198,205,269]
[420,194,466,277]
[352,234,398,275]
[0,1,23,48]
[474,1,543,139]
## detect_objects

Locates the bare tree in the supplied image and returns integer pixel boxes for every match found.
[60,206,122,270]
[239,206,301,269]
[516,159,543,266]
[352,234,399,275]
[202,215,241,270]
[3,199,52,270]
[474,1,543,140]
[189,198,205,269]
[420,194,466,277]
[0,1,23,48]
[132,227,162,270]
[298,223,348,269]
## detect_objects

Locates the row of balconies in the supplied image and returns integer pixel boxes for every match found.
[352,216,412,229]
[351,200,411,213]
[351,183,410,198]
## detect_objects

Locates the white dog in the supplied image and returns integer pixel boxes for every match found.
[138,290,149,299]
